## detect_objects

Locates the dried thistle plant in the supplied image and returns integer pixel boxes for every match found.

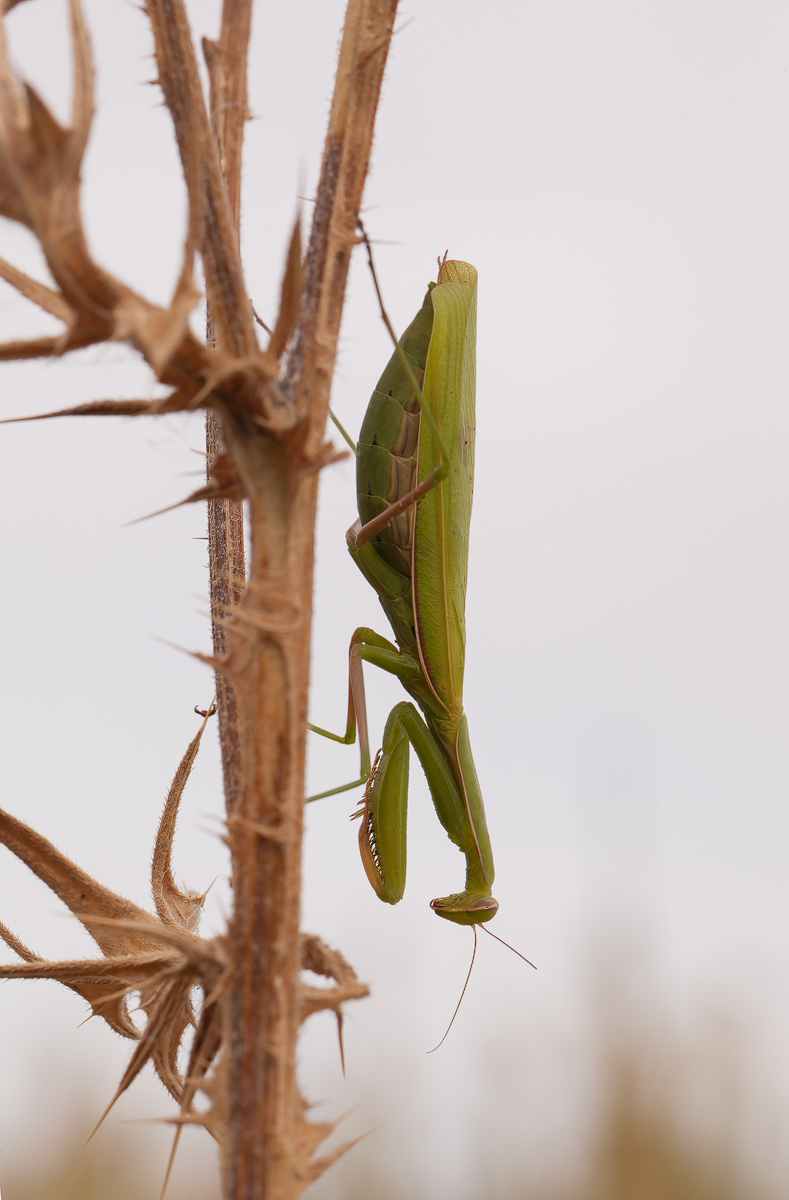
[0,0,399,1195]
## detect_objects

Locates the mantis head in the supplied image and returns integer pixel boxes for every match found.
[430,892,499,926]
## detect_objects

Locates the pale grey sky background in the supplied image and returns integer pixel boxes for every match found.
[0,1,787,1197]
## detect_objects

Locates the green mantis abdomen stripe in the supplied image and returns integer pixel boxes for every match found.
[357,438,417,578]
[356,287,435,581]
[359,388,420,459]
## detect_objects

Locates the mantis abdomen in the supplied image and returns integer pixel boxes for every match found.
[356,286,434,582]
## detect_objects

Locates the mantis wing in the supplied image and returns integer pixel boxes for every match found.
[412,261,478,718]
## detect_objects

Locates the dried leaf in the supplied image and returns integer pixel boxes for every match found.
[0,807,161,958]
[158,993,224,1196]
[292,1093,370,1190]
[68,0,93,159]
[0,918,139,1038]
[0,255,71,320]
[113,286,201,378]
[267,217,302,362]
[0,334,74,361]
[152,708,213,932]
[299,934,369,1020]
[0,951,176,986]
[0,916,37,961]
[0,394,194,424]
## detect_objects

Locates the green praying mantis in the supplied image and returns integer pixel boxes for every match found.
[308,252,499,928]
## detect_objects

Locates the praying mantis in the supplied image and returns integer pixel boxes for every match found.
[309,254,498,927]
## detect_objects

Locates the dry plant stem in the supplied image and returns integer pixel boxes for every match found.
[206,410,246,813]
[203,0,254,814]
[219,3,398,1196]
[146,0,258,360]
[204,0,253,233]
[148,1,254,830]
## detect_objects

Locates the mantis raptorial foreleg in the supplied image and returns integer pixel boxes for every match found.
[308,626,496,924]
[355,700,489,905]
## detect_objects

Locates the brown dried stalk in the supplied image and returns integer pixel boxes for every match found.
[203,0,253,817]
[0,0,398,1196]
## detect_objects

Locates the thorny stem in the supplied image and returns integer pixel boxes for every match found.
[205,0,253,233]
[218,4,399,1193]
[203,0,253,815]
[205,408,245,812]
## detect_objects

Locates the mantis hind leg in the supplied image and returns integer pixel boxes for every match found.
[358,701,498,925]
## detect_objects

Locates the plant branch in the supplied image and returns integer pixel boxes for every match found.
[217,2,398,1194]
[201,0,254,816]
[144,0,257,359]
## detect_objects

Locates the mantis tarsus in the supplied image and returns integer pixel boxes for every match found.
[309,254,499,927]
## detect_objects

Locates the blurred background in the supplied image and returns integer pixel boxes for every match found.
[0,0,786,1196]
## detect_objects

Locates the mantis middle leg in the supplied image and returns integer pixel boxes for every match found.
[306,627,417,802]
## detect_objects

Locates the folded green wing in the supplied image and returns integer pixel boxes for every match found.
[412,261,477,717]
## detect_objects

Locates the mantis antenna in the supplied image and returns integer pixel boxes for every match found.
[480,924,537,969]
[426,927,537,1055]
[427,926,478,1054]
